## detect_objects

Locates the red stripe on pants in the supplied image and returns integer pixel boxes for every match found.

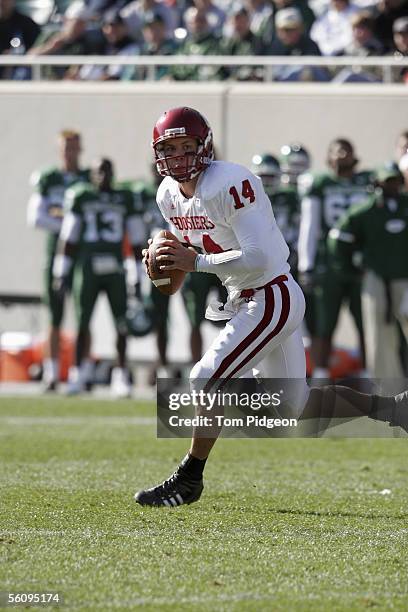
[224,281,291,381]
[204,284,276,393]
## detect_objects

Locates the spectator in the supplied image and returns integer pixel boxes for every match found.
[73,8,140,80]
[169,7,221,81]
[342,11,385,55]
[123,12,178,79]
[269,7,321,54]
[29,2,101,57]
[220,6,265,80]
[192,0,226,36]
[390,16,408,83]
[244,0,275,44]
[120,0,176,42]
[310,0,359,56]
[273,0,315,33]
[86,0,133,12]
[374,0,408,52]
[0,0,41,79]
[332,11,385,82]
[267,8,330,81]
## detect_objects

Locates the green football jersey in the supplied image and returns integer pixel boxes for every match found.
[328,192,408,280]
[31,166,90,256]
[65,184,135,261]
[304,170,374,271]
[265,185,300,248]
[124,178,166,235]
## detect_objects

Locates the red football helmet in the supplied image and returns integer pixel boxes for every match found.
[152,107,214,182]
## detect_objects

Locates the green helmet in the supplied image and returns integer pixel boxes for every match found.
[280,143,310,184]
[251,153,281,189]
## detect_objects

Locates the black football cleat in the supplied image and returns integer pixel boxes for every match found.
[391,390,408,433]
[135,467,203,507]
[43,381,58,393]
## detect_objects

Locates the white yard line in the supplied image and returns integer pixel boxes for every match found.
[0,416,156,426]
[0,382,156,401]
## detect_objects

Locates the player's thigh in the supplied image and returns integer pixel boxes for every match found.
[44,263,63,327]
[44,253,74,327]
[259,328,309,418]
[191,276,305,387]
[313,273,344,338]
[72,264,99,330]
[257,327,306,378]
[104,271,128,333]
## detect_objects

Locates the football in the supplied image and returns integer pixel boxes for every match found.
[147,230,186,295]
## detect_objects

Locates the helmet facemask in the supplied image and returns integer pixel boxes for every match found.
[280,144,310,185]
[251,154,281,190]
[154,129,214,183]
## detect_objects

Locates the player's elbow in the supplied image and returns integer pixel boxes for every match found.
[246,247,268,273]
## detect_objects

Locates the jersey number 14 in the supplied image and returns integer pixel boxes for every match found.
[229,180,255,209]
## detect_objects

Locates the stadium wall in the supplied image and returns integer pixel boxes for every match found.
[0,83,406,361]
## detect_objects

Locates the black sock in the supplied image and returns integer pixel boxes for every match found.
[370,395,396,424]
[179,453,207,479]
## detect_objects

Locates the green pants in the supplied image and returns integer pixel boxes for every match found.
[313,271,363,338]
[44,256,73,327]
[72,258,127,333]
[148,284,170,331]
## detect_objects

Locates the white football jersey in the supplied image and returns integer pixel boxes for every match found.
[156,160,290,295]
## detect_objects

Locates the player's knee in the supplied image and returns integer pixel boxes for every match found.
[189,360,213,391]
[115,316,128,336]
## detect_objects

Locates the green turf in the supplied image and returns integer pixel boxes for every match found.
[0,397,407,611]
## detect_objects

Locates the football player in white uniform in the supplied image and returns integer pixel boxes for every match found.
[135,107,408,507]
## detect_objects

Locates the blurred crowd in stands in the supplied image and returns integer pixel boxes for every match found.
[0,0,407,82]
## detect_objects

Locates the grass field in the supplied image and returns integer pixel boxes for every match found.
[0,396,407,611]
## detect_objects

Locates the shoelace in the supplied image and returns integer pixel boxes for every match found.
[154,471,187,506]
[158,470,184,495]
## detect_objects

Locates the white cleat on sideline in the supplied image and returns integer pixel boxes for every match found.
[110,367,132,399]
[393,390,408,433]
[65,366,85,395]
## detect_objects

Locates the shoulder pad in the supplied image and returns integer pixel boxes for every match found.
[64,183,93,208]
[200,161,258,201]
[156,176,174,205]
[29,166,59,188]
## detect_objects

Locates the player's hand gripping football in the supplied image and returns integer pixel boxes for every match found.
[155,239,197,272]
[142,239,153,279]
